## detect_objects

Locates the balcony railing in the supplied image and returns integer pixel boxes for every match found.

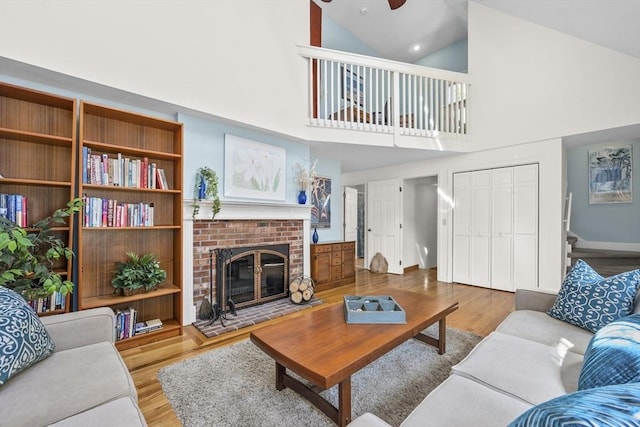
[299,46,471,139]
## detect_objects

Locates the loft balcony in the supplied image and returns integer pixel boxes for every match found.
[298,46,472,149]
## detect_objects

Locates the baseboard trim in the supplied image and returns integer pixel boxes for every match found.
[404,264,419,273]
[570,232,640,252]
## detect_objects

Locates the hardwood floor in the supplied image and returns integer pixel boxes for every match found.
[121,266,515,426]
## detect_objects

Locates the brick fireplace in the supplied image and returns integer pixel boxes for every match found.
[192,219,303,307]
[183,200,312,324]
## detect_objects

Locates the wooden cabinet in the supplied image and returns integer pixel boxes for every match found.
[78,101,183,349]
[0,82,76,314]
[310,241,355,292]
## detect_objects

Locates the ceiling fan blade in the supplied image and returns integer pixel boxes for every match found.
[388,0,406,10]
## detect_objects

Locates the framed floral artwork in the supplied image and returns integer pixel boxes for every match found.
[224,134,286,201]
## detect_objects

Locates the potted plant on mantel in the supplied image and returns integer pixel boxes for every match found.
[111,252,167,297]
[192,166,221,219]
[0,198,83,300]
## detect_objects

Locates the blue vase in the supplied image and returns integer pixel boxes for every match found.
[198,175,207,200]
[298,190,307,204]
[312,227,319,244]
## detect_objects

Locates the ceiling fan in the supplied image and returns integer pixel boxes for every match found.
[320,0,407,10]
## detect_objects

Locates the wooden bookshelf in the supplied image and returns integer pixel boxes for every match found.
[78,101,184,348]
[0,82,76,315]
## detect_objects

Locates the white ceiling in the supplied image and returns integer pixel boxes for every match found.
[314,0,640,62]
[311,0,640,173]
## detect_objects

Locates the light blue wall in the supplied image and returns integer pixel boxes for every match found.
[413,39,468,72]
[312,155,342,242]
[322,15,380,57]
[567,140,640,244]
[179,113,310,204]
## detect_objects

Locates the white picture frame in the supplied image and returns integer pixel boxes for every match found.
[224,134,286,201]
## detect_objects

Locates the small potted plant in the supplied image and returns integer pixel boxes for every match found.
[0,198,83,300]
[192,166,221,219]
[111,252,167,296]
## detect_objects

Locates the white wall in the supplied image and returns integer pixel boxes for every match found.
[0,0,310,138]
[468,2,640,152]
[343,138,564,290]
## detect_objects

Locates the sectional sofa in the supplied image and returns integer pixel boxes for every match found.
[0,286,146,427]
[349,261,640,426]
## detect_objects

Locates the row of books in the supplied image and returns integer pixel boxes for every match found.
[28,291,66,313]
[0,193,28,226]
[82,148,169,189]
[114,307,163,341]
[82,195,155,227]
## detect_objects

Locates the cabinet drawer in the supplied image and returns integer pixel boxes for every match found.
[331,252,342,266]
[331,244,343,252]
[331,265,342,280]
[343,241,356,250]
[312,244,332,254]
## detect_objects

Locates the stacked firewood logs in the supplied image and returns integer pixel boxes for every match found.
[289,276,315,304]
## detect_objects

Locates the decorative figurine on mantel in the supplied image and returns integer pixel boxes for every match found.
[293,158,318,205]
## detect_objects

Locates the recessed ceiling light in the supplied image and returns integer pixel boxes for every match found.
[360,7,368,15]
[411,44,422,52]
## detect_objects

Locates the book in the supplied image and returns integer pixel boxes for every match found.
[134,318,163,335]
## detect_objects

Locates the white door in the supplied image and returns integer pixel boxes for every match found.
[343,186,358,250]
[491,167,514,291]
[470,170,491,287]
[513,164,539,288]
[367,179,402,274]
[452,172,472,283]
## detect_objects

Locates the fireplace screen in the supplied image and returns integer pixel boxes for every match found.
[217,244,289,310]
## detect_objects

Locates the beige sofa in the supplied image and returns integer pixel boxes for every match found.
[349,287,625,426]
[0,308,147,427]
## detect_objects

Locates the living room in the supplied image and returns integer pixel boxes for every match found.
[1,0,639,426]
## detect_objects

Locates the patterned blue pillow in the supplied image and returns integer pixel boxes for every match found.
[508,383,640,427]
[548,260,640,333]
[579,314,640,390]
[0,286,55,385]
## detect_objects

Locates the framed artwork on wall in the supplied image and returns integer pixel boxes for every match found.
[588,145,632,204]
[311,176,331,228]
[223,134,286,201]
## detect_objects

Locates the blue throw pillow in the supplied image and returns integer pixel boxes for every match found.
[579,314,640,390]
[508,382,640,427]
[548,260,640,333]
[0,286,55,385]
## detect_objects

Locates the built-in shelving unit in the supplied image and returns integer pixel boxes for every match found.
[0,82,77,315]
[78,101,183,349]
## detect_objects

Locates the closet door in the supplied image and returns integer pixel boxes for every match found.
[453,170,491,287]
[491,167,514,291]
[513,164,539,288]
[470,170,492,287]
[452,172,472,284]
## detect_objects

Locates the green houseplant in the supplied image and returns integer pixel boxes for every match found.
[192,166,221,219]
[111,252,167,296]
[0,198,83,300]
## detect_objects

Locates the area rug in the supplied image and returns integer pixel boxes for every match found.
[192,297,323,338]
[158,325,482,427]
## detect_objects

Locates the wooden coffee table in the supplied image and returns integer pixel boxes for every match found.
[249,288,459,426]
